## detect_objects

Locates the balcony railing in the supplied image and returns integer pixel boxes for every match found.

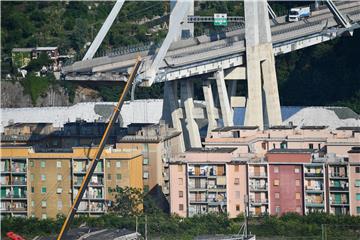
[305,173,324,178]
[250,199,268,204]
[249,173,267,178]
[329,186,349,191]
[330,173,348,178]
[249,185,268,191]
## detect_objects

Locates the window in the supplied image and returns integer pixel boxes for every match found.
[274,167,279,173]
[31,174,34,181]
[318,144,321,150]
[178,178,183,185]
[275,192,280,199]
[236,205,240,211]
[275,206,281,214]
[116,174,122,180]
[31,201,35,207]
[178,165,183,172]
[357,207,360,214]
[41,201,47,207]
[107,161,110,168]
[41,174,46,181]
[296,179,300,187]
[41,214,47,219]
[309,144,314,149]
[107,174,111,180]
[144,185,149,192]
[179,204,184,211]
[57,174,62,181]
[235,165,239,172]
[261,142,267,150]
[143,158,149,165]
[356,167,360,173]
[296,192,301,200]
[143,172,149,179]
[356,193,360,201]
[116,161,121,168]
[40,161,46,168]
[31,187,34,193]
[235,191,240,199]
[234,178,240,185]
[274,179,280,186]
[30,160,34,167]
[280,141,287,149]
[57,200,62,210]
[179,191,183,198]
[294,168,300,174]
[108,187,112,193]
[56,188,62,194]
[56,161,61,168]
[355,180,360,187]
[41,187,47,194]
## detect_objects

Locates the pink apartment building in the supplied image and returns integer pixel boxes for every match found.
[169,148,248,218]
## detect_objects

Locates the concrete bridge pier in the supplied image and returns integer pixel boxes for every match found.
[215,69,234,127]
[202,80,217,136]
[180,80,202,149]
[244,0,282,129]
[162,81,185,151]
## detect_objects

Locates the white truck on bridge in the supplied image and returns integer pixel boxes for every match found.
[288,7,311,22]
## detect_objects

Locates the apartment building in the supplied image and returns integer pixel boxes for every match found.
[1,121,182,202]
[0,145,142,219]
[169,148,248,218]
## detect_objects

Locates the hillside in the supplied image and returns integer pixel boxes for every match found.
[1,1,359,113]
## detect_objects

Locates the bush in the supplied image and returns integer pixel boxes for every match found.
[21,73,54,105]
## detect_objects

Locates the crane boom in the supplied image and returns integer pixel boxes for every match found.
[57,57,142,240]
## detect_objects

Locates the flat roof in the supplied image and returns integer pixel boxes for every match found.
[336,126,360,131]
[212,126,258,132]
[269,125,297,130]
[300,125,328,130]
[12,48,34,52]
[35,47,58,51]
[5,122,53,128]
[268,148,316,154]
[186,147,237,153]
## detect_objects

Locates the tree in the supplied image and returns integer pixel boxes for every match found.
[109,186,144,217]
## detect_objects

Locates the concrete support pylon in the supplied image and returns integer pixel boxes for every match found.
[244,0,282,129]
[180,80,201,149]
[202,80,217,136]
[215,69,234,127]
[162,81,185,152]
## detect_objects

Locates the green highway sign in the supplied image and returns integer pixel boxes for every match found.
[214,13,227,26]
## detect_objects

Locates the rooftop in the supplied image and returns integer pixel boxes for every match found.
[336,126,360,131]
[268,148,316,154]
[212,126,259,132]
[269,125,297,130]
[187,147,237,153]
[12,48,33,52]
[300,125,328,130]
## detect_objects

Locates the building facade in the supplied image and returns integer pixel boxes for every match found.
[0,146,143,219]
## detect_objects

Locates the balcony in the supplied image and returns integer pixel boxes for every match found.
[329,173,348,179]
[12,180,27,186]
[249,185,268,191]
[329,186,349,192]
[330,201,349,206]
[304,173,324,178]
[305,202,324,208]
[249,172,267,178]
[250,199,268,205]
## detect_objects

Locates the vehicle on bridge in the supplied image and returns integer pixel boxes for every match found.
[288,7,311,22]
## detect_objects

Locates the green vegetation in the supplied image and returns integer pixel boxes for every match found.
[1,213,360,239]
[109,186,144,217]
[21,73,55,104]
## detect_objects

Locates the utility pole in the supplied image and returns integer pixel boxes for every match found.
[135,216,138,234]
[145,215,148,240]
[244,194,249,238]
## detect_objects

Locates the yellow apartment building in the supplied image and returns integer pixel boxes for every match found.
[0,145,143,219]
